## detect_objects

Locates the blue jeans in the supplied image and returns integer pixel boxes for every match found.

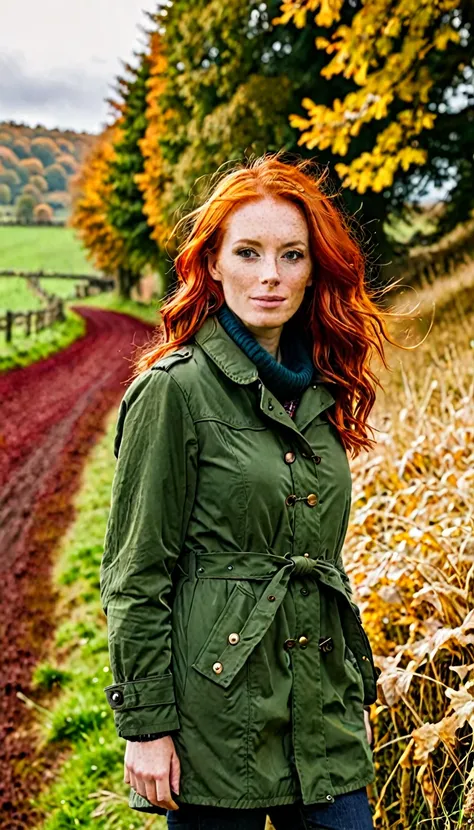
[167,786,374,829]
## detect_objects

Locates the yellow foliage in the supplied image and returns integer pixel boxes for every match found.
[274,0,459,191]
[68,124,125,274]
[134,29,176,251]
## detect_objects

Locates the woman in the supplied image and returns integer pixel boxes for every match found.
[100,153,401,830]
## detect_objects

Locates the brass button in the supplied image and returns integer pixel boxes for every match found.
[212,661,223,674]
[298,635,309,647]
[284,638,297,650]
[306,493,318,507]
[284,451,296,464]
[228,632,240,645]
[285,494,297,506]
[303,552,310,558]
[267,594,276,602]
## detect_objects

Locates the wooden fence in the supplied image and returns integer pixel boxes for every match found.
[0,297,66,343]
[0,271,115,343]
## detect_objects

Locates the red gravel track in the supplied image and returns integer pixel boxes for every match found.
[0,305,156,829]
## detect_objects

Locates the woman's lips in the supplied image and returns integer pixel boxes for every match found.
[251,297,285,307]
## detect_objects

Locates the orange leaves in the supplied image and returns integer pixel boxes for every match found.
[69,125,125,275]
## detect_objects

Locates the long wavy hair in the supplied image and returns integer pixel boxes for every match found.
[132,151,422,458]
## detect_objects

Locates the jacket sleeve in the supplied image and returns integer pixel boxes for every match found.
[100,367,198,739]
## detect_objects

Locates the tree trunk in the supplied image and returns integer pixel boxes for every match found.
[117,265,133,300]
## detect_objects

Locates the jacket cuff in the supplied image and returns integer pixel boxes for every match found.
[124,730,178,742]
[104,673,180,738]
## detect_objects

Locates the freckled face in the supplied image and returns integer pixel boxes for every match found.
[207,196,313,338]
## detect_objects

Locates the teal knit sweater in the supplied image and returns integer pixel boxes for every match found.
[216,302,315,404]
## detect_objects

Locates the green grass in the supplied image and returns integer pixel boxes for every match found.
[68,291,162,327]
[0,226,100,274]
[31,411,165,829]
[40,278,88,300]
[0,276,43,312]
[0,306,86,373]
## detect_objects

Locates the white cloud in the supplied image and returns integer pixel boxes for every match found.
[0,0,156,133]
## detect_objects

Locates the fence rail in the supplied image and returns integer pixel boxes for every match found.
[0,269,115,289]
[0,271,115,342]
[0,297,66,343]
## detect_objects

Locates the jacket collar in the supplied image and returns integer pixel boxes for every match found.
[194,314,259,385]
[194,315,336,448]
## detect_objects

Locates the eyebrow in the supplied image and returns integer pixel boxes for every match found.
[233,238,307,248]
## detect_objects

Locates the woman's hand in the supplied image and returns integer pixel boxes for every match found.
[124,736,181,810]
[364,708,374,748]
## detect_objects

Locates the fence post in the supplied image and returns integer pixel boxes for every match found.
[6,310,13,343]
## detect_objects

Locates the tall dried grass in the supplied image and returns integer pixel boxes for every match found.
[347,263,474,828]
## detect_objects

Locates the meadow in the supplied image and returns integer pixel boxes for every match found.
[0,226,99,274]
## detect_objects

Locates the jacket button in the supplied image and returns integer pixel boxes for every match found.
[319,636,334,652]
[110,689,124,705]
[228,632,240,645]
[306,493,318,507]
[267,594,276,602]
[300,587,309,596]
[326,794,334,802]
[303,552,310,558]
[284,638,297,650]
[298,635,309,648]
[313,455,322,464]
[285,494,297,506]
[212,662,223,674]
[284,451,296,464]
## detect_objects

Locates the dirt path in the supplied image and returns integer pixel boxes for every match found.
[0,305,157,829]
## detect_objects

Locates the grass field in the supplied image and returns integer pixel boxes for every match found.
[0,276,44,312]
[0,226,100,275]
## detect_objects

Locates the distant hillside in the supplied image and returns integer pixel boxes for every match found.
[0,122,95,224]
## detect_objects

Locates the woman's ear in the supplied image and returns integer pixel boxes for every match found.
[207,251,219,282]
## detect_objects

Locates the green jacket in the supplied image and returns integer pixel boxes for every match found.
[100,314,379,815]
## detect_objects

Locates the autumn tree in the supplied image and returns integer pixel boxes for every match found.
[34,202,54,223]
[30,136,58,167]
[272,0,474,241]
[104,49,160,296]
[15,194,35,224]
[69,125,126,278]
[0,184,11,204]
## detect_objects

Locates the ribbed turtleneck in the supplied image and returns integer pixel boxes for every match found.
[215,302,315,403]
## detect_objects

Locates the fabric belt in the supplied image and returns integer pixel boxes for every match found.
[179,550,378,705]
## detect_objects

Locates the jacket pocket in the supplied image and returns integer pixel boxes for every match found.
[191,581,258,688]
[352,617,379,705]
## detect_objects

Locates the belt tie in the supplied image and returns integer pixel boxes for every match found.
[184,550,378,705]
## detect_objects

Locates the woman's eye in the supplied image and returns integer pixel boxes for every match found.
[236,249,304,260]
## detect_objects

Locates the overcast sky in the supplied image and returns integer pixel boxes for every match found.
[0,0,156,134]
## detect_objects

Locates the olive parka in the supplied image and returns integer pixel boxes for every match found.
[100,313,379,815]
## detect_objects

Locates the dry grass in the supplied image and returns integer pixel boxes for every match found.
[344,273,474,828]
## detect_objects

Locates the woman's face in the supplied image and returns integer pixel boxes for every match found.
[208,195,312,338]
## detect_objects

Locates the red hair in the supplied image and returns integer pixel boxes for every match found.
[132,151,419,458]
